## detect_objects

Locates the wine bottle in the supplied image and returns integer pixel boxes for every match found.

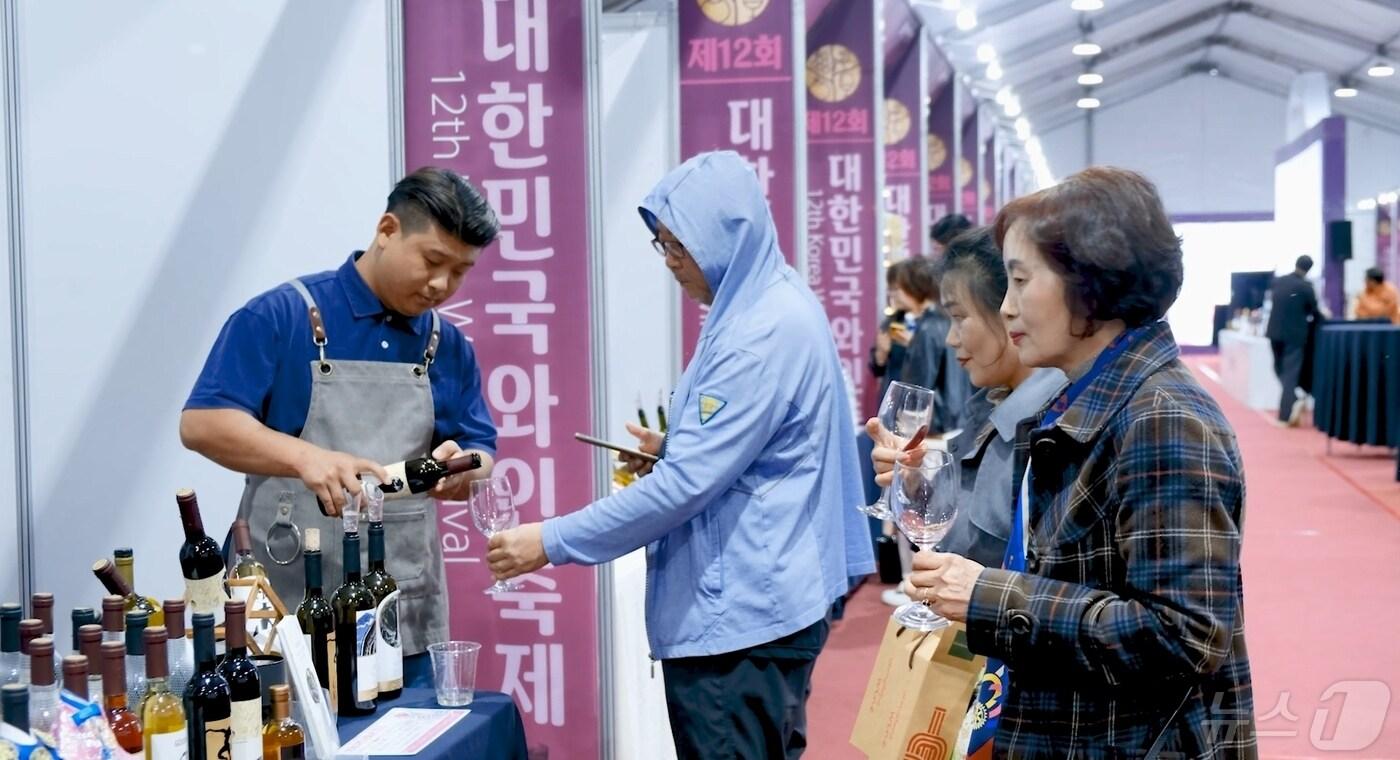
[294,529,333,689]
[17,619,41,685]
[260,684,305,759]
[93,560,164,627]
[176,489,230,621]
[184,612,231,760]
[100,595,125,644]
[163,598,195,697]
[124,610,149,709]
[379,453,482,498]
[113,548,163,621]
[77,624,104,696]
[330,530,377,716]
[365,521,402,700]
[657,391,669,433]
[101,640,144,753]
[69,607,95,652]
[230,520,266,580]
[0,603,20,686]
[142,626,188,760]
[218,601,261,760]
[61,654,90,700]
[1,682,28,733]
[29,594,53,638]
[25,638,58,744]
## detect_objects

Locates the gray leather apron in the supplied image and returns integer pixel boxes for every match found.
[237,279,448,656]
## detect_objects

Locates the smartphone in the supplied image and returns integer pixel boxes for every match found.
[573,433,660,463]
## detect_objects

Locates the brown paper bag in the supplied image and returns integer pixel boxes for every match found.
[850,618,985,760]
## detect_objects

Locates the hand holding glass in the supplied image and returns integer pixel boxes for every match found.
[862,381,936,520]
[469,477,523,594]
[890,449,960,631]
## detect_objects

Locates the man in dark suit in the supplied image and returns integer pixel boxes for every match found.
[1265,255,1320,426]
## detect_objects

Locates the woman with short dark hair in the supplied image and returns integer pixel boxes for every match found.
[893,258,969,431]
[906,167,1257,757]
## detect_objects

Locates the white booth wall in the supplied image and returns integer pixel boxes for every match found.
[12,0,393,650]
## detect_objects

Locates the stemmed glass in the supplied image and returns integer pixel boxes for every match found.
[469,476,524,595]
[861,381,937,520]
[889,449,961,631]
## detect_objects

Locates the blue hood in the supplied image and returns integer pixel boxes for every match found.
[639,150,787,343]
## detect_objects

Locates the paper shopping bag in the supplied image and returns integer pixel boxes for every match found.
[850,618,985,760]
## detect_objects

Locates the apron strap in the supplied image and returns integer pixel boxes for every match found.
[417,309,442,377]
[287,279,332,373]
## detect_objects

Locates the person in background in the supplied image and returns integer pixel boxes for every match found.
[931,213,973,256]
[907,167,1255,757]
[1264,255,1321,426]
[180,167,499,684]
[1356,267,1400,323]
[485,151,873,759]
[893,258,969,432]
[869,260,911,402]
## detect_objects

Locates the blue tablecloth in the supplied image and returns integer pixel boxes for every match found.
[337,689,528,760]
[1310,323,1400,481]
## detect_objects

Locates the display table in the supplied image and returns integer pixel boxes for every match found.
[337,689,528,759]
[1311,323,1400,481]
[1217,329,1281,411]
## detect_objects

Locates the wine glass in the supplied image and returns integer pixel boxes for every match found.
[861,381,937,520]
[469,477,524,595]
[889,449,960,631]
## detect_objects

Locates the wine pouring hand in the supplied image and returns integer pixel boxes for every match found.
[295,446,389,517]
[429,440,480,502]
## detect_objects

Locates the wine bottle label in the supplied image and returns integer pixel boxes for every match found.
[376,589,403,692]
[382,461,409,499]
[148,729,189,760]
[355,609,379,702]
[280,743,307,759]
[326,631,338,714]
[230,698,262,760]
[204,715,232,759]
[185,569,229,620]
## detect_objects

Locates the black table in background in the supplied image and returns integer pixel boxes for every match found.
[1310,323,1400,481]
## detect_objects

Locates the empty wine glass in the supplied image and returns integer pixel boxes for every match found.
[889,449,960,631]
[862,381,937,520]
[469,477,523,595]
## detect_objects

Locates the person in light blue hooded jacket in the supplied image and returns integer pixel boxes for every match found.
[487,151,874,758]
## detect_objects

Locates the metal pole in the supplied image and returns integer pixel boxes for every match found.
[385,0,406,181]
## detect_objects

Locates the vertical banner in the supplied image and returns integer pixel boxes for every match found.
[805,0,881,421]
[1379,201,1394,282]
[959,87,978,216]
[679,0,801,363]
[927,82,954,226]
[402,3,600,757]
[981,134,996,223]
[883,35,923,261]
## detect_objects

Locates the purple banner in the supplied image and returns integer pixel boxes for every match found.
[402,3,599,757]
[805,0,879,420]
[1380,202,1395,282]
[680,0,799,363]
[884,35,922,260]
[928,83,955,227]
[981,135,996,223]
[959,87,978,216]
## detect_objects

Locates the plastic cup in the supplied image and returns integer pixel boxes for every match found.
[427,641,481,707]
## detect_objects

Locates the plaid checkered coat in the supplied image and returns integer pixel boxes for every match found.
[966,321,1257,758]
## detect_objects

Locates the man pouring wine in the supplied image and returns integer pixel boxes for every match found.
[179,167,500,686]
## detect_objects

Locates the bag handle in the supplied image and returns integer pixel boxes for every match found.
[1145,687,1194,759]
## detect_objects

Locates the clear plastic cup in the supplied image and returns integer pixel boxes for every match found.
[427,641,481,707]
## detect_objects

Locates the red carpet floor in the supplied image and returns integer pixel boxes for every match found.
[807,358,1400,758]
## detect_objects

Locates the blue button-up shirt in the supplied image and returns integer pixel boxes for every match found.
[185,253,497,455]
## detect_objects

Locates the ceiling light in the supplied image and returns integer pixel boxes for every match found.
[995,86,1012,105]
[1358,198,1378,211]
[1004,96,1022,117]
[985,60,1003,81]
[1072,42,1102,56]
[1071,0,1104,9]
[1078,72,1104,85]
[1380,191,1399,205]
[1334,85,1358,98]
[956,8,977,31]
[1015,117,1031,140]
[1077,96,1101,109]
[977,43,997,63]
[1368,61,1395,77]
[1026,137,1043,155]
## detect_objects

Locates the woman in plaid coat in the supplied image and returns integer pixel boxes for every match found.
[906,167,1257,758]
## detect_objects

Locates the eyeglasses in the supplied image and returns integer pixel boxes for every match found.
[650,237,688,260]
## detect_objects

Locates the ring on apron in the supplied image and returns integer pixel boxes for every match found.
[265,491,303,565]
